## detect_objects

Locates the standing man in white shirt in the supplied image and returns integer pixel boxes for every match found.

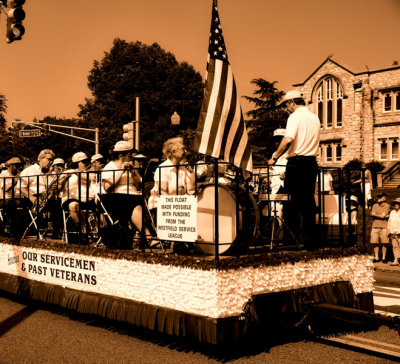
[268,90,321,249]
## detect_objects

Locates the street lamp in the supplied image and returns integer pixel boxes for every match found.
[171,111,180,125]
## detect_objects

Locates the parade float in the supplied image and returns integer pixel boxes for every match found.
[0,237,383,345]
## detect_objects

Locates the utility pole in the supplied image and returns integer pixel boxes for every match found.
[135,97,140,151]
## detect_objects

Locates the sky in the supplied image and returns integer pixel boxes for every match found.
[0,0,400,123]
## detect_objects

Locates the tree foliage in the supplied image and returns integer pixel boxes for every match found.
[78,38,204,158]
[0,93,8,160]
[243,78,288,164]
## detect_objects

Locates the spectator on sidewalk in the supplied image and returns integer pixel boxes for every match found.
[388,198,400,266]
[317,169,334,195]
[370,193,391,263]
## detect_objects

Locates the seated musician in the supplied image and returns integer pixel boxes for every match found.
[53,158,65,173]
[60,152,95,231]
[91,154,105,171]
[0,157,24,211]
[19,149,55,203]
[101,140,153,241]
[88,153,106,185]
[148,137,195,210]
[267,129,288,221]
[270,128,288,194]
[19,149,62,237]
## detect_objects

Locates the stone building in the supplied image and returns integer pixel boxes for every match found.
[292,57,400,168]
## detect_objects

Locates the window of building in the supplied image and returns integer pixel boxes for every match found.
[335,144,342,162]
[392,140,399,160]
[326,145,332,162]
[315,76,344,129]
[380,140,388,160]
[320,142,343,164]
[382,91,400,112]
[384,93,392,112]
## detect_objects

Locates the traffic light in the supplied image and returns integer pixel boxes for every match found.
[41,124,49,138]
[8,126,13,144]
[6,0,25,43]
[122,121,134,148]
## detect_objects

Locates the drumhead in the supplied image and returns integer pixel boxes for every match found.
[196,183,259,255]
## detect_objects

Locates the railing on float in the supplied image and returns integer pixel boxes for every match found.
[0,161,368,259]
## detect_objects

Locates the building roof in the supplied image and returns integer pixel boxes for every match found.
[293,57,400,87]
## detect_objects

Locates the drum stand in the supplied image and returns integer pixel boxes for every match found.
[261,200,300,250]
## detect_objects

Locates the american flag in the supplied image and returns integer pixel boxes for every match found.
[194,1,253,172]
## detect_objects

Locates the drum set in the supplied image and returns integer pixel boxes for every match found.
[195,182,299,255]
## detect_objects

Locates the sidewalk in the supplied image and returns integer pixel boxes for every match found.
[374,260,400,273]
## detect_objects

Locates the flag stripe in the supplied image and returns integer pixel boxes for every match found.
[211,63,233,157]
[224,93,241,163]
[205,60,229,156]
[194,59,218,154]
[219,69,238,160]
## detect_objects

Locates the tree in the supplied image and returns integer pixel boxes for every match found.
[243,79,288,164]
[78,38,204,158]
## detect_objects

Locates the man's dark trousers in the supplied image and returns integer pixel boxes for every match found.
[284,156,318,249]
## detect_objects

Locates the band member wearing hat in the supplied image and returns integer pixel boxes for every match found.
[91,154,105,171]
[52,158,65,175]
[1,157,24,199]
[270,128,288,194]
[268,90,320,249]
[388,198,400,266]
[0,157,24,234]
[61,152,95,232]
[370,193,390,263]
[101,140,152,242]
[89,153,105,184]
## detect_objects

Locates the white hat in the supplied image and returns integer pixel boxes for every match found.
[113,140,133,152]
[6,157,23,166]
[133,153,148,159]
[53,158,65,166]
[72,152,88,163]
[273,128,286,137]
[280,90,303,106]
[91,153,104,163]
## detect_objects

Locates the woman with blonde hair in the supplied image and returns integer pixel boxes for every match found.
[148,137,195,210]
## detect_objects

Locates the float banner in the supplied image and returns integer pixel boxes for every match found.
[157,195,197,242]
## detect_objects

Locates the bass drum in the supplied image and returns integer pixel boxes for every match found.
[196,183,259,255]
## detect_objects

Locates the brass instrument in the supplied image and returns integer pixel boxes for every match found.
[30,164,90,216]
[30,173,65,216]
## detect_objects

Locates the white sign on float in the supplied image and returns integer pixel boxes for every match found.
[157,195,197,242]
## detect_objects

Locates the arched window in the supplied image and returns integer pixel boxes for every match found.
[315,76,343,128]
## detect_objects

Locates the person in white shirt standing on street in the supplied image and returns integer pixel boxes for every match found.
[388,198,400,266]
[268,90,320,250]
